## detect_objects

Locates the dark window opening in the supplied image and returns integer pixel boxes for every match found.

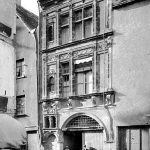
[47,76,55,93]
[47,24,54,42]
[44,115,57,129]
[44,116,50,128]
[16,59,25,78]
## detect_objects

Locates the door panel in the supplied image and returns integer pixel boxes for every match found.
[82,132,103,150]
[130,129,140,150]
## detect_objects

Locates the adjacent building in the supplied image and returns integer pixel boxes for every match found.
[15,4,40,150]
[38,0,150,150]
[0,0,39,149]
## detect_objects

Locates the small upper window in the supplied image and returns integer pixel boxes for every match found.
[16,59,25,78]
[47,24,54,42]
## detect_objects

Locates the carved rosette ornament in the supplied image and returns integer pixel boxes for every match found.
[98,37,112,51]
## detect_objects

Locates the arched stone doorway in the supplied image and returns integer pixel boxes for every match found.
[62,114,105,150]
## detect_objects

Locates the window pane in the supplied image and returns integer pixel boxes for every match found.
[76,72,84,95]
[63,86,70,97]
[61,14,69,26]
[74,22,82,40]
[61,26,69,44]
[84,6,92,18]
[47,25,54,41]
[74,10,82,21]
[16,59,24,77]
[84,19,92,38]
[16,96,25,115]
[47,76,55,94]
[85,71,93,94]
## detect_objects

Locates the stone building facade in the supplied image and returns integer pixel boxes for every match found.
[38,0,150,150]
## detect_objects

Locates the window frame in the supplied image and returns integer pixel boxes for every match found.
[73,4,93,41]
[59,61,70,98]
[43,114,58,129]
[46,22,54,43]
[16,58,26,79]
[59,12,70,45]
[74,58,93,95]
[16,95,26,116]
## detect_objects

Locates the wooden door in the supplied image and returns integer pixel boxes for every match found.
[82,131,103,150]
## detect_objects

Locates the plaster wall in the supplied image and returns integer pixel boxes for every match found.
[15,17,38,129]
[0,40,16,111]
[0,0,16,38]
[112,1,150,126]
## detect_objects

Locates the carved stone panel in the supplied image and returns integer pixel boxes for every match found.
[47,54,57,63]
[98,37,112,51]
[73,47,94,58]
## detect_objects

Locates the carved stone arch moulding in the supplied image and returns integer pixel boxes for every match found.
[60,112,114,142]
[98,36,112,51]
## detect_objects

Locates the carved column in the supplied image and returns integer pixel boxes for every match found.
[70,53,73,96]
[107,37,112,90]
[42,54,47,98]
[93,48,97,93]
[56,10,59,46]
[93,0,97,35]
[56,130,64,150]
[69,5,73,42]
[56,55,59,98]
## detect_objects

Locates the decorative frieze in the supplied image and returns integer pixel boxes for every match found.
[98,37,112,51]
[73,47,94,58]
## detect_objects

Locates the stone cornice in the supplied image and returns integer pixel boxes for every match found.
[41,31,113,53]
[113,0,147,9]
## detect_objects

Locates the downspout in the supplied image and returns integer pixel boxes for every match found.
[36,0,43,148]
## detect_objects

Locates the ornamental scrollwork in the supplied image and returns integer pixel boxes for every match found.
[73,47,94,58]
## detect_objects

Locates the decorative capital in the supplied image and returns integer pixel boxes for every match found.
[98,37,112,51]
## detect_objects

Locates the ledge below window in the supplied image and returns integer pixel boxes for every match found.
[40,90,115,102]
[15,114,28,118]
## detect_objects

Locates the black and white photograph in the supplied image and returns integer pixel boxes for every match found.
[0,0,149,150]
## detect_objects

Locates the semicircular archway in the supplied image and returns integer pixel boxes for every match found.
[61,113,109,141]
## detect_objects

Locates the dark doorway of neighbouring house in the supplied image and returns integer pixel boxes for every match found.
[64,131,82,150]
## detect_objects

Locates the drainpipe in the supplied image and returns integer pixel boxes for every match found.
[36,0,43,148]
